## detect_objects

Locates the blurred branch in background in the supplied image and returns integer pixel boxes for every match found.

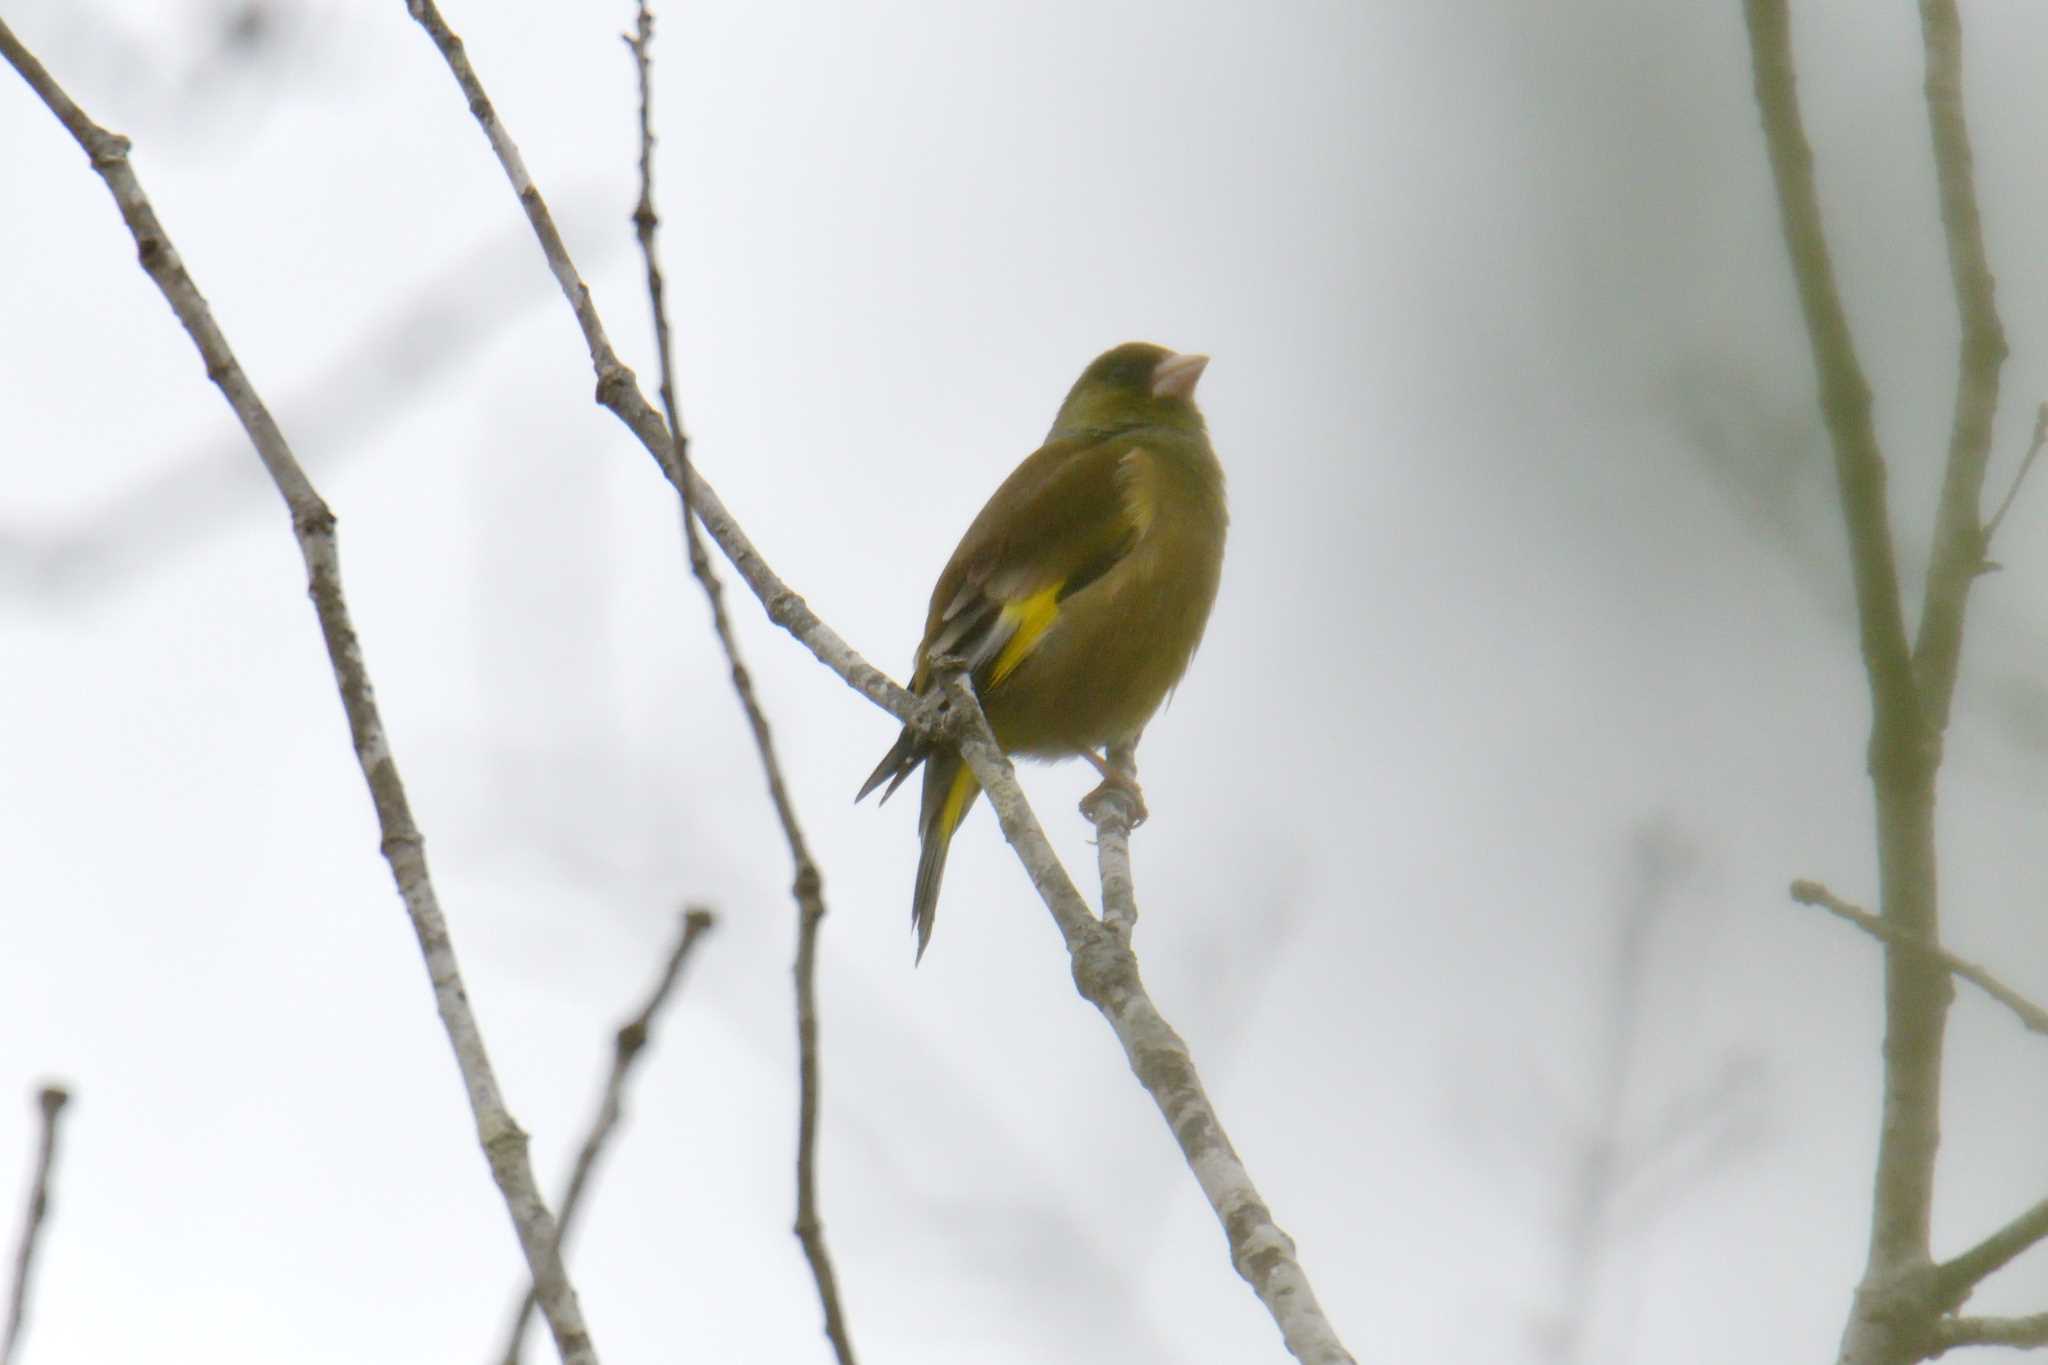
[0,0,297,128]
[0,199,622,601]
[497,907,716,1365]
[1662,365,2048,772]
[622,6,856,1360]
[399,0,1357,1356]
[0,21,604,1363]
[1657,353,1837,601]
[1542,824,1678,1365]
[1522,821,1764,1365]
[1,1085,70,1365]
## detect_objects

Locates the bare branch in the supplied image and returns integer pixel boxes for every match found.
[1744,12,1955,1350]
[1542,825,1693,1365]
[497,908,716,1365]
[1079,739,1141,939]
[1933,1198,2048,1310]
[938,673,1356,1365]
[401,0,911,727]
[1790,881,2048,1036]
[1932,1313,2048,1355]
[398,6,1350,1355]
[0,23,600,1364]
[621,7,856,1359]
[1910,0,2010,731]
[1,1086,69,1365]
[1741,0,1920,773]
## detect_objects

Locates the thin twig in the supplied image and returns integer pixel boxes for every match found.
[622,8,855,1362]
[0,23,600,1364]
[496,908,716,1365]
[1910,0,2009,731]
[1933,1197,2048,1309]
[1544,826,1691,1365]
[401,7,1351,1355]
[1790,881,2048,1036]
[1981,402,2048,550]
[1608,1053,1766,1248]
[939,673,1355,1365]
[1080,740,1141,939]
[1,1086,69,1365]
[1931,1313,2048,1355]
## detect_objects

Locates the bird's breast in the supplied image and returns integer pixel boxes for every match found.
[986,477,1225,755]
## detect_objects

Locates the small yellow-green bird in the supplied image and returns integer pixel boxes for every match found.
[858,341,1228,960]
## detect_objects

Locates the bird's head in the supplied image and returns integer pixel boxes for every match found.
[1049,342,1210,438]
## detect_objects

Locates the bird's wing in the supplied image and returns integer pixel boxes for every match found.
[859,436,1153,806]
[911,434,1154,695]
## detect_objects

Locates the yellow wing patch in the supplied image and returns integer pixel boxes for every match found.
[989,584,1061,685]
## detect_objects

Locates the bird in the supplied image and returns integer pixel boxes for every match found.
[858,341,1228,961]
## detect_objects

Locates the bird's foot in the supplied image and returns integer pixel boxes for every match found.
[1079,750,1148,827]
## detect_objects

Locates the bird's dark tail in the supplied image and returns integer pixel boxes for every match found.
[856,723,927,805]
[911,750,981,962]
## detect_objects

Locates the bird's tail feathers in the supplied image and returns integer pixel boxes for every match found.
[912,753,981,963]
[857,724,927,805]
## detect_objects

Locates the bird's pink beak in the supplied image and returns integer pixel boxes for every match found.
[1150,351,1209,401]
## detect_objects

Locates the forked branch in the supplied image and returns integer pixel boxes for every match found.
[400,3,1354,1356]
[1933,1197,2048,1311]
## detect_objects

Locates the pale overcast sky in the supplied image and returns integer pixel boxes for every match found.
[4,2,2048,1362]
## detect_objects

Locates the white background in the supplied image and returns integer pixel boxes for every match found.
[4,1,2047,1361]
